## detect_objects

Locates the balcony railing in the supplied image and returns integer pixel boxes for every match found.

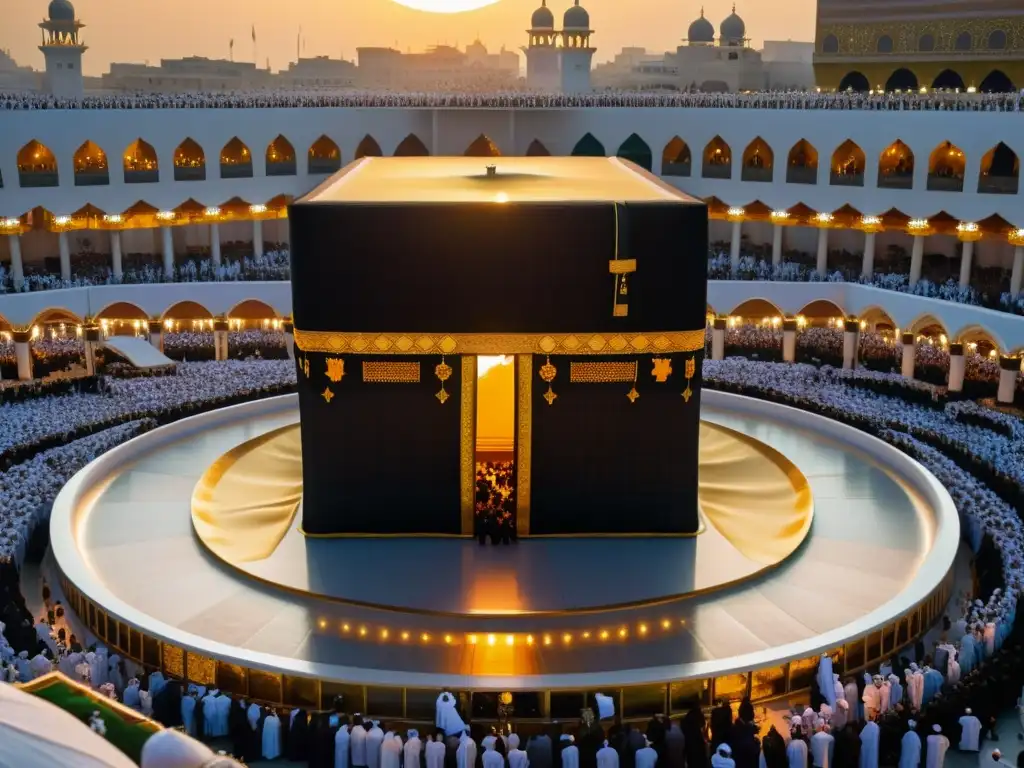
[786,166,817,185]
[124,169,159,184]
[662,161,691,177]
[18,171,59,188]
[741,166,773,183]
[173,165,206,182]
[927,175,964,193]
[702,163,731,180]
[74,171,110,187]
[878,172,913,190]
[266,160,297,177]
[830,171,864,187]
[220,163,253,179]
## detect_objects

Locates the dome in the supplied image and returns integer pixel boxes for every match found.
[687,8,714,43]
[531,1,554,30]
[563,0,590,30]
[720,4,746,43]
[48,0,75,22]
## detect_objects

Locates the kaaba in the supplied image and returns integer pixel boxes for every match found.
[288,156,707,537]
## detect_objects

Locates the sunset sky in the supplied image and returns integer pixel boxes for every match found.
[4,0,817,76]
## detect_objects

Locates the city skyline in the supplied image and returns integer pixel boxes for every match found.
[2,0,817,77]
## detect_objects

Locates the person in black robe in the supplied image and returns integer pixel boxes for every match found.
[710,701,733,752]
[445,733,461,768]
[832,723,860,768]
[194,693,206,742]
[229,698,247,759]
[647,715,667,764]
[682,703,708,768]
[760,727,787,768]
[729,703,759,768]
[578,710,605,768]
[152,681,183,728]
[289,708,310,761]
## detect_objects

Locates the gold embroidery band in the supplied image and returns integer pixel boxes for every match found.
[459,356,476,535]
[362,361,421,383]
[295,330,705,356]
[515,354,532,537]
[608,258,637,274]
[570,361,638,383]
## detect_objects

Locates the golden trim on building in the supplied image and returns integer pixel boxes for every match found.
[460,355,477,536]
[294,330,706,356]
[515,354,532,537]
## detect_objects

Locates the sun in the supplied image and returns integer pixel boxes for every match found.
[389,0,503,12]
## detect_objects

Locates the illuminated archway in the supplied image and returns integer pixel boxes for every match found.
[266,135,296,176]
[927,141,965,192]
[837,71,869,92]
[394,134,429,157]
[308,135,342,174]
[830,139,865,187]
[161,300,215,322]
[465,135,501,157]
[17,139,58,188]
[702,136,732,179]
[798,300,846,320]
[73,140,109,187]
[355,135,383,159]
[786,139,818,184]
[978,143,1019,195]
[741,137,773,182]
[877,140,914,190]
[571,133,605,157]
[95,301,148,322]
[228,299,279,320]
[526,139,550,156]
[173,138,206,182]
[662,137,691,177]
[932,69,965,90]
[729,298,785,320]
[616,133,652,171]
[123,138,158,184]
[220,137,253,179]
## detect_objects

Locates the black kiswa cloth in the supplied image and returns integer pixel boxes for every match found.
[611,202,632,318]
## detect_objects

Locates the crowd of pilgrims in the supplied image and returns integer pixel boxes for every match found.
[475,461,516,545]
[1,89,1023,112]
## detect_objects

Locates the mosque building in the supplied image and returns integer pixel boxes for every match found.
[523,0,596,92]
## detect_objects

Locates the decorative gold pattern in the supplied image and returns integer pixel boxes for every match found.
[613,305,629,317]
[816,18,1024,56]
[460,356,476,534]
[161,643,184,678]
[325,357,346,383]
[626,386,640,403]
[651,358,673,383]
[539,356,558,405]
[435,357,453,404]
[362,361,421,383]
[294,330,706,356]
[570,361,638,383]
[321,387,334,403]
[302,358,310,378]
[516,354,532,536]
[683,356,696,402]
[185,652,217,685]
[608,258,638,274]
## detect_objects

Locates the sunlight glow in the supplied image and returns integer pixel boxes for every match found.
[477,355,513,378]
[388,0,504,13]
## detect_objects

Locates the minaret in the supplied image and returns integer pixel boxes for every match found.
[559,0,594,94]
[523,0,560,91]
[38,0,86,99]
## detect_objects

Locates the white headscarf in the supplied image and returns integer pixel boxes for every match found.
[140,729,217,768]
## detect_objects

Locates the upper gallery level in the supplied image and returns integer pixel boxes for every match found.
[0,105,1020,224]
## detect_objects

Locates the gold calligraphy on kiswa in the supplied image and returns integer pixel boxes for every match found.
[325,357,346,383]
[651,358,673,382]
[683,356,696,402]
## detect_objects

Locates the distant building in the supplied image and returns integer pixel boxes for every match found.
[0,48,39,91]
[38,0,86,98]
[523,0,595,92]
[356,43,519,90]
[100,57,274,93]
[277,57,358,89]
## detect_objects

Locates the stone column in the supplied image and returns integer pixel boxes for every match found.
[815,226,829,277]
[782,318,797,363]
[947,343,965,393]
[909,235,925,286]
[1010,245,1023,297]
[843,320,859,370]
[161,226,175,279]
[8,234,24,290]
[901,332,916,379]
[214,317,230,361]
[711,318,726,361]
[997,356,1019,405]
[252,219,264,258]
[283,318,295,361]
[83,324,100,376]
[58,230,72,281]
[959,239,975,289]
[771,224,784,267]
[148,320,163,353]
[861,232,876,280]
[13,330,33,381]
[729,219,742,274]
[210,222,222,268]
[110,230,123,280]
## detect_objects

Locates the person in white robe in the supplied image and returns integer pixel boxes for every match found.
[595,693,616,721]
[149,671,166,698]
[139,688,154,717]
[598,740,619,768]
[483,729,499,752]
[247,702,262,758]
[787,731,808,768]
[711,745,735,768]
[810,723,835,768]
[832,700,849,732]
[13,651,30,683]
[818,654,837,709]
[899,722,921,768]
[181,692,196,736]
[803,708,817,735]
[367,721,385,768]
[406,729,423,768]
[959,709,982,751]
[89,647,108,687]
[383,732,403,768]
[437,693,468,736]
[844,679,861,723]
[351,719,369,768]
[833,675,846,707]
[859,717,880,768]
[29,652,51,680]
[124,678,142,710]
[921,667,943,707]
[889,675,904,710]
[58,650,82,679]
[458,732,478,768]
[336,722,351,768]
[863,681,882,722]
[484,741,508,768]
[509,734,529,768]
[878,678,892,715]
[263,709,282,760]
[140,727,217,768]
[34,619,55,654]
[107,655,124,694]
[925,725,948,768]
[636,739,658,768]
[426,733,447,768]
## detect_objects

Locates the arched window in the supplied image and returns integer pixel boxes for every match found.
[73,140,109,187]
[954,32,972,51]
[877,140,914,190]
[220,137,252,179]
[526,139,551,157]
[987,30,1007,50]
[786,139,818,184]
[173,138,205,182]
[837,71,869,92]
[830,140,865,187]
[821,34,838,53]
[884,68,918,92]
[702,136,732,179]
[394,134,429,156]
[308,135,341,174]
[980,70,1015,93]
[978,143,1019,195]
[918,34,935,52]
[355,135,383,159]
[123,138,158,184]
[927,141,965,192]
[932,69,966,90]
[464,135,501,157]
[616,133,652,171]
[17,140,59,188]
[876,35,893,53]
[662,137,691,177]
[741,137,774,182]
[571,133,605,157]
[266,135,296,176]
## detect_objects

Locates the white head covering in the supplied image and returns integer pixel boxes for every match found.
[965,708,972,715]
[140,728,217,768]
[932,725,942,733]
[908,721,917,729]
[716,745,732,756]
[409,729,419,739]
[838,700,849,711]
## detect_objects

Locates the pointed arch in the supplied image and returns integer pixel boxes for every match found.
[465,134,501,157]
[161,300,214,321]
[571,133,605,157]
[932,69,965,90]
[877,139,914,190]
[355,134,383,159]
[16,139,58,188]
[798,300,846,319]
[123,138,158,184]
[662,137,691,177]
[837,71,869,92]
[173,138,206,182]
[702,135,732,179]
[979,143,1019,195]
[616,133,652,171]
[526,139,550,157]
[884,68,918,92]
[728,298,785,319]
[979,69,1014,93]
[228,299,279,320]
[71,140,109,187]
[741,137,773,182]
[308,135,342,174]
[830,139,865,187]
[220,137,252,178]
[786,139,818,184]
[394,134,429,157]
[927,141,965,192]
[266,135,296,176]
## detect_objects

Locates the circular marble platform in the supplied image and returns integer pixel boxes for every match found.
[50,391,959,689]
